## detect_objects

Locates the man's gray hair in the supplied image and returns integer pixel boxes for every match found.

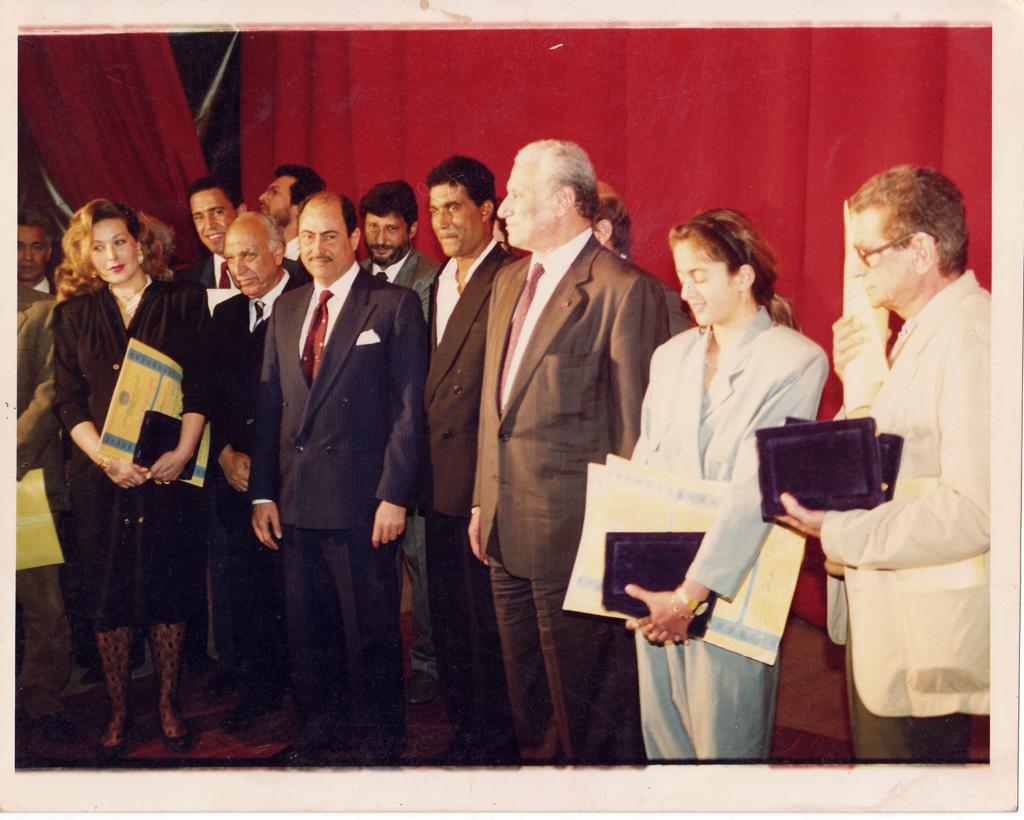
[518,139,599,220]
[231,210,286,251]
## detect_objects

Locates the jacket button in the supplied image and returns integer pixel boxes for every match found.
[325,445,337,455]
[282,400,289,407]
[245,418,254,426]
[112,363,120,370]
[295,444,304,453]
[499,432,511,442]
[453,385,463,395]
[442,431,453,440]
[137,516,144,523]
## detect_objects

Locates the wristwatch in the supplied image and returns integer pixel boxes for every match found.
[673,586,709,617]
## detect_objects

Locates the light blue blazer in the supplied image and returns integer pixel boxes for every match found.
[632,307,829,598]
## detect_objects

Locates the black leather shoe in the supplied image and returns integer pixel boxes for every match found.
[272,744,335,767]
[405,670,440,707]
[219,696,282,734]
[34,713,79,744]
[202,672,242,700]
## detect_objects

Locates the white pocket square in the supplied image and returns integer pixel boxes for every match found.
[356,329,381,346]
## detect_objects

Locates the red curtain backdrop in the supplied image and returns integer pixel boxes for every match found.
[18,34,210,261]
[238,27,990,626]
[240,26,991,421]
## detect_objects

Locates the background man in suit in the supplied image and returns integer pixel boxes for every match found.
[592,181,692,336]
[779,166,989,762]
[469,139,669,761]
[209,211,306,734]
[358,179,440,707]
[18,207,56,294]
[257,163,326,263]
[179,176,247,289]
[16,276,75,741]
[250,191,427,763]
[421,155,516,762]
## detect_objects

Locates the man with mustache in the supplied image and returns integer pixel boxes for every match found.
[250,192,426,763]
[358,179,440,708]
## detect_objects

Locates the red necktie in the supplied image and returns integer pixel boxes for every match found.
[498,263,545,410]
[219,260,230,289]
[301,290,334,383]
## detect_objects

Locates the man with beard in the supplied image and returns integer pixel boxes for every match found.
[257,164,325,263]
[358,180,440,708]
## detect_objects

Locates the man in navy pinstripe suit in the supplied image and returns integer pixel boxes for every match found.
[249,191,427,764]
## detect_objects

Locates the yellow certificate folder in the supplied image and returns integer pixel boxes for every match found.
[564,455,806,666]
[97,338,210,488]
[16,469,64,570]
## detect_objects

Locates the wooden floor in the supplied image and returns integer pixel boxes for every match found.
[16,612,987,767]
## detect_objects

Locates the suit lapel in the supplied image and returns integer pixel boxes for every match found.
[276,283,314,402]
[487,259,528,418]
[500,241,594,418]
[425,247,504,403]
[391,251,419,289]
[703,309,771,420]
[301,270,376,429]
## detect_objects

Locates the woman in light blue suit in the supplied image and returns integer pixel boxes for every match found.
[625,209,828,760]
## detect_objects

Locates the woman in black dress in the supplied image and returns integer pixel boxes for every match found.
[52,200,211,756]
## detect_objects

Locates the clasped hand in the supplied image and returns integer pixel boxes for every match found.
[102,447,192,488]
[623,585,694,646]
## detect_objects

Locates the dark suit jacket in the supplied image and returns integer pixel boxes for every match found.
[177,255,307,287]
[473,237,669,581]
[209,270,307,494]
[249,270,427,529]
[422,243,511,517]
[360,248,438,321]
[17,286,68,511]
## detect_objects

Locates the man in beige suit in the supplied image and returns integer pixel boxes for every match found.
[469,140,669,762]
[780,166,989,761]
[17,280,75,741]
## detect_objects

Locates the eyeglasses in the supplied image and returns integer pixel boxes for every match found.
[854,232,926,268]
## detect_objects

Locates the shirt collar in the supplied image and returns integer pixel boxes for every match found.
[439,239,498,283]
[313,262,361,298]
[529,228,593,278]
[375,250,411,280]
[253,270,290,312]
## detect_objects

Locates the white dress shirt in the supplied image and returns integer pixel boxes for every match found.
[284,236,300,262]
[500,228,592,408]
[249,270,290,331]
[32,278,49,293]
[297,262,360,358]
[435,239,497,345]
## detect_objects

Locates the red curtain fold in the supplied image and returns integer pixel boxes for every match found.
[18,33,209,262]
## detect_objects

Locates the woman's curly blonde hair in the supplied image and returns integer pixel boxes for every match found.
[55,199,170,301]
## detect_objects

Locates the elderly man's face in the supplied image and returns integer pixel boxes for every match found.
[223,219,285,299]
[17,225,51,286]
[849,206,922,317]
[497,154,561,254]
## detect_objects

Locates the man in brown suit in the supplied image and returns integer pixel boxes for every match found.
[469,139,669,762]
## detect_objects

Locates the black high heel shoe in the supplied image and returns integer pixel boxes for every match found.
[96,713,133,761]
[160,711,196,754]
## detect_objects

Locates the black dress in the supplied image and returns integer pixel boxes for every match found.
[52,281,213,629]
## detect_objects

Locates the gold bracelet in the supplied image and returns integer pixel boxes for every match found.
[670,590,695,620]
[93,447,111,470]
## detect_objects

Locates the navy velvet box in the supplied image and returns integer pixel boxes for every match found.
[133,410,198,480]
[603,532,716,636]
[757,417,903,520]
